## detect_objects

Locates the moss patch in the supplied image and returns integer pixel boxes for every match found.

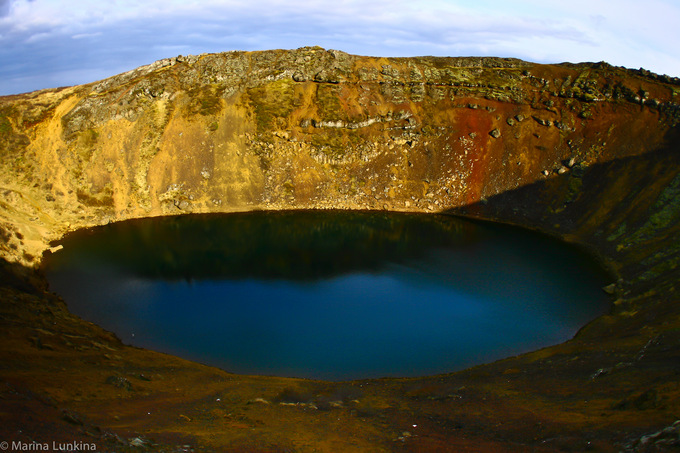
[81,128,99,145]
[629,173,680,244]
[246,79,298,133]
[0,108,30,158]
[315,84,345,121]
[76,186,114,207]
[187,84,224,116]
[0,115,11,136]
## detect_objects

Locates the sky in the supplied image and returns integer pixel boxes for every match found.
[1,0,679,95]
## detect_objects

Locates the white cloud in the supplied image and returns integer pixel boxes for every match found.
[72,32,102,40]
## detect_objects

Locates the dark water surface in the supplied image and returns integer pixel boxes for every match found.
[43,211,611,380]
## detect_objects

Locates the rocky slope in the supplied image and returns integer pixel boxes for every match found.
[0,47,679,451]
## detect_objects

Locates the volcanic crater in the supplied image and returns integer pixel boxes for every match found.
[1,47,679,451]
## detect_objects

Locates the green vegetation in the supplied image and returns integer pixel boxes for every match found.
[309,128,366,161]
[72,128,99,162]
[563,164,586,204]
[0,108,29,157]
[636,241,680,283]
[246,79,298,133]
[0,106,17,140]
[628,173,680,245]
[0,115,11,136]
[315,84,344,121]
[310,130,345,155]
[187,84,224,116]
[76,186,114,208]
[607,222,627,242]
[79,128,99,147]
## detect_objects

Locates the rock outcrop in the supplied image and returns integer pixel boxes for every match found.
[0,47,679,451]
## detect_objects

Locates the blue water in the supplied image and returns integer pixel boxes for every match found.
[43,211,611,381]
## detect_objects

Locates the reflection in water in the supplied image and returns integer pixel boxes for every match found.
[43,211,611,380]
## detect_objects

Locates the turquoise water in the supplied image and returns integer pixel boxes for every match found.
[43,211,611,381]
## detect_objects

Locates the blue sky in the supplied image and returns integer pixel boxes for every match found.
[1,0,679,95]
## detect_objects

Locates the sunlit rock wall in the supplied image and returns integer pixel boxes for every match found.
[0,47,679,273]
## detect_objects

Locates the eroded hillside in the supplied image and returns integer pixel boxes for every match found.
[1,47,678,266]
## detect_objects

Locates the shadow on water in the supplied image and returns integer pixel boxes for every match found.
[43,210,612,381]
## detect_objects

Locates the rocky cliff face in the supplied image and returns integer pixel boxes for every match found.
[1,47,678,267]
[1,47,679,451]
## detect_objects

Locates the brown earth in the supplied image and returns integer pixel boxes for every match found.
[0,47,679,451]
